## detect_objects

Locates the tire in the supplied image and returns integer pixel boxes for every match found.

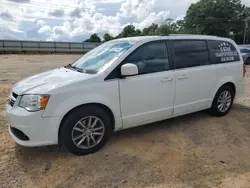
[60,105,112,155]
[209,85,235,117]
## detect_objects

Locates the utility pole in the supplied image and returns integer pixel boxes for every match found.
[243,17,250,44]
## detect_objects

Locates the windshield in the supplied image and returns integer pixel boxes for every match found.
[72,40,135,73]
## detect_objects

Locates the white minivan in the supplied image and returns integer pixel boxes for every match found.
[6,35,245,155]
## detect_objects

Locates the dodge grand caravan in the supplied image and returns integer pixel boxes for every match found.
[6,35,245,155]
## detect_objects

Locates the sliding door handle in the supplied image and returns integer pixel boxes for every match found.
[178,75,188,80]
[161,77,173,82]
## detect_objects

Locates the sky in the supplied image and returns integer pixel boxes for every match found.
[0,0,249,42]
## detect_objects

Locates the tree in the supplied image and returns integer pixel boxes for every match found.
[156,19,179,35]
[175,20,186,33]
[116,25,137,38]
[245,7,250,44]
[135,29,142,36]
[85,33,101,42]
[142,23,158,35]
[103,33,114,42]
[184,0,246,37]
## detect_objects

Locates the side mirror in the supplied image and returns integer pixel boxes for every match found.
[121,63,139,77]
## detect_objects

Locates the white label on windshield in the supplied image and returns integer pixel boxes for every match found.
[110,48,123,52]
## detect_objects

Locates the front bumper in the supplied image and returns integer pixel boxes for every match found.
[6,104,61,147]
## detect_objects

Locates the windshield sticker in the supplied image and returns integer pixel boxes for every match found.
[215,42,238,62]
[109,47,124,52]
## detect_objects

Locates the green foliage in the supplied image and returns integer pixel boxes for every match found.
[115,20,182,39]
[85,33,101,43]
[98,0,250,44]
[157,21,179,35]
[103,33,114,42]
[142,23,158,35]
[135,29,142,36]
[116,25,138,38]
[184,0,246,37]
[175,20,186,33]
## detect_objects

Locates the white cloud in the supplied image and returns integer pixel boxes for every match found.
[48,9,65,17]
[0,11,14,20]
[38,25,52,35]
[242,0,250,7]
[134,11,170,30]
[97,0,125,4]
[69,8,82,18]
[119,0,155,21]
[0,0,198,41]
[0,25,24,40]
[7,0,30,3]
[37,20,46,28]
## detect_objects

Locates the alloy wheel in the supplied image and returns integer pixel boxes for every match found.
[217,90,232,113]
[71,116,105,149]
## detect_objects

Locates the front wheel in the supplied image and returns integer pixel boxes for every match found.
[60,106,112,155]
[209,85,234,116]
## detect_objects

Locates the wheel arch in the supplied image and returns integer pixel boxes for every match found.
[212,81,236,101]
[221,82,236,95]
[209,79,236,107]
[58,103,115,145]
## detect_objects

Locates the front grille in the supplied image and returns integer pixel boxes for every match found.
[10,127,29,141]
[9,99,15,106]
[9,92,18,107]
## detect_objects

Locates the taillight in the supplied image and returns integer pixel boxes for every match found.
[243,63,246,77]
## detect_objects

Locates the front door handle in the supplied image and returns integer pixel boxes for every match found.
[161,77,173,82]
[178,75,188,80]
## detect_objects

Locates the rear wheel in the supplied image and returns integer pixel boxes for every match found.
[209,85,234,116]
[60,106,112,155]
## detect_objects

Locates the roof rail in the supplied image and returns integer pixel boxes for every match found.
[168,34,218,37]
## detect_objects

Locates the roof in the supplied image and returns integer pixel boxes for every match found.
[112,34,231,43]
[113,36,158,42]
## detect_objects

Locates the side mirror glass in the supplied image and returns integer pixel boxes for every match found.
[121,63,139,76]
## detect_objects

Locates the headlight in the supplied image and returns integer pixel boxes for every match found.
[19,95,50,112]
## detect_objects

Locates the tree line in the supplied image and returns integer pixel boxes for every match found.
[85,0,250,44]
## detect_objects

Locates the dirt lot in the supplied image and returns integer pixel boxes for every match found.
[1,54,250,188]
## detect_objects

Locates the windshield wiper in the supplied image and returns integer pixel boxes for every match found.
[81,69,98,74]
[64,64,97,74]
[64,64,83,73]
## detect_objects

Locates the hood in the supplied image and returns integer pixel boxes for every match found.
[12,67,93,95]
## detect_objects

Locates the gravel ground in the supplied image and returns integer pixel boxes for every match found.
[1,54,250,188]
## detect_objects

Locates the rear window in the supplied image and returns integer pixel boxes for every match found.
[208,40,240,63]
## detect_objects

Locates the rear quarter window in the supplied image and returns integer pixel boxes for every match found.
[207,40,240,64]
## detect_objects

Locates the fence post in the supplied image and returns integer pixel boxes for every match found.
[21,41,23,53]
[38,41,40,53]
[54,42,56,54]
[2,40,5,53]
